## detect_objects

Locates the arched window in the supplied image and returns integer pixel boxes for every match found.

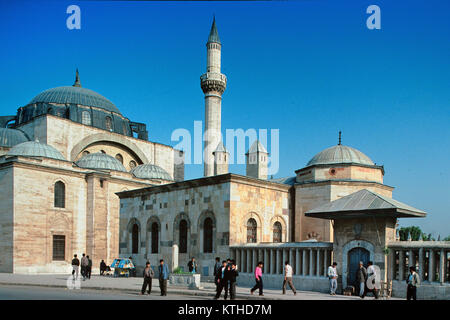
[129,160,137,169]
[179,219,188,253]
[132,223,139,254]
[82,150,90,157]
[203,218,213,253]
[151,222,159,254]
[273,221,282,243]
[247,218,257,243]
[82,111,91,125]
[115,153,123,164]
[47,107,55,116]
[105,116,113,131]
[54,181,65,208]
[100,150,106,154]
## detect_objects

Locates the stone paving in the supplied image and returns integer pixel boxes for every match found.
[0,273,394,300]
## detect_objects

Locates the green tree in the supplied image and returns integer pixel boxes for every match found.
[443,236,450,241]
[399,226,422,241]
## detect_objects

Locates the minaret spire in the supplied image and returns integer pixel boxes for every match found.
[338,131,342,145]
[73,68,81,87]
[201,17,227,177]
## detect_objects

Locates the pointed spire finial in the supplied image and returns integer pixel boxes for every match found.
[207,15,221,44]
[73,68,81,87]
[338,131,342,145]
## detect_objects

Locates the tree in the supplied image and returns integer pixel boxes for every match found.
[399,226,422,241]
[443,236,450,241]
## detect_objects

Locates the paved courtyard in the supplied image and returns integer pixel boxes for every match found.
[0,273,394,300]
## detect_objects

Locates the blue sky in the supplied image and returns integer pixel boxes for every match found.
[0,0,449,236]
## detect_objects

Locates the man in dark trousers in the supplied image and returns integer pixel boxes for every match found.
[356,261,368,299]
[100,260,107,275]
[80,253,88,280]
[141,261,154,295]
[86,255,92,279]
[158,259,169,296]
[71,254,80,280]
[213,257,221,287]
[406,266,420,300]
[226,260,239,300]
[213,260,228,300]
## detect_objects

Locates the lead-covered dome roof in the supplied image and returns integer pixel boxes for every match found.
[0,128,29,148]
[75,152,127,172]
[131,164,173,181]
[7,141,65,160]
[29,86,120,114]
[306,145,374,167]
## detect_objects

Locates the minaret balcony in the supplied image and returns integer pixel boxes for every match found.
[200,72,227,94]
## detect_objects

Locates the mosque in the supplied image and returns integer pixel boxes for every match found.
[0,18,427,283]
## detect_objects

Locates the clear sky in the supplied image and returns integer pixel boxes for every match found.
[0,0,449,237]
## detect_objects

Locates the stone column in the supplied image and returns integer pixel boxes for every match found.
[419,248,425,281]
[428,249,435,282]
[302,250,307,276]
[282,249,287,273]
[309,249,314,276]
[440,249,445,285]
[316,249,321,277]
[252,249,257,273]
[241,249,246,273]
[323,249,329,277]
[389,249,396,281]
[398,250,405,281]
[296,249,301,275]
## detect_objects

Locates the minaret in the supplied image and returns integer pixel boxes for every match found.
[246,140,269,180]
[201,17,227,177]
[73,68,81,87]
[213,141,229,175]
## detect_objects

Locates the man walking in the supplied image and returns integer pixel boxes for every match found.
[100,260,107,276]
[71,254,80,280]
[214,260,228,300]
[187,257,198,273]
[141,261,154,295]
[355,261,367,299]
[250,261,264,296]
[80,253,89,280]
[213,257,221,288]
[86,255,92,279]
[327,262,338,295]
[282,261,297,295]
[158,259,169,296]
[367,261,379,299]
[406,266,420,300]
[227,260,239,300]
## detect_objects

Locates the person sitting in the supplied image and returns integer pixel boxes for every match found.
[100,260,107,275]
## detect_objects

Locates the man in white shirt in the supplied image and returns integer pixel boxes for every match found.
[327,262,338,295]
[366,261,379,299]
[282,261,297,295]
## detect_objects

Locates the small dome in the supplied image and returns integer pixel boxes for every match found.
[75,152,127,172]
[131,164,172,181]
[29,86,120,114]
[0,128,29,147]
[7,141,65,160]
[306,145,374,167]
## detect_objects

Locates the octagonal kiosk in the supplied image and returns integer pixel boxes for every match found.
[305,189,426,293]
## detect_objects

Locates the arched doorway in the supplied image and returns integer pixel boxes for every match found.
[347,247,370,286]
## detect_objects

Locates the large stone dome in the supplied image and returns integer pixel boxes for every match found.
[75,152,127,172]
[29,86,120,114]
[306,145,375,167]
[131,164,173,181]
[7,141,65,160]
[0,128,29,148]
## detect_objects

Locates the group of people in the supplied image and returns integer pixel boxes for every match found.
[141,259,170,296]
[71,254,92,280]
[327,261,421,300]
[213,257,239,300]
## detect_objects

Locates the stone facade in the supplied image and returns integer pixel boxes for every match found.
[117,174,290,275]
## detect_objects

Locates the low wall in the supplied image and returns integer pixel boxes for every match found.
[392,280,450,300]
[236,272,331,293]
